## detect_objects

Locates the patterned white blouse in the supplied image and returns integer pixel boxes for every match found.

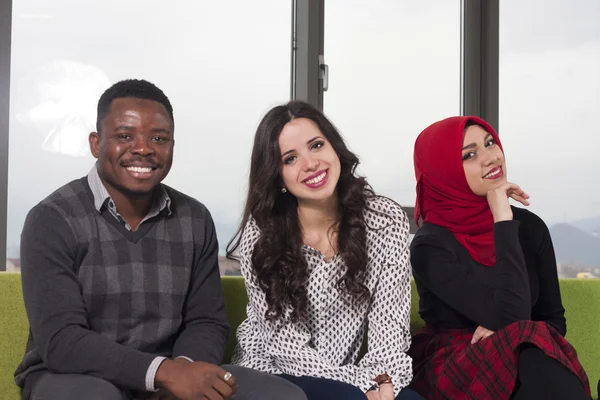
[231,196,413,396]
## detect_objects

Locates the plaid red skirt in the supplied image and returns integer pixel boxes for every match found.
[408,320,590,400]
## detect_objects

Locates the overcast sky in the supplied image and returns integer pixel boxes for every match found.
[6,0,600,257]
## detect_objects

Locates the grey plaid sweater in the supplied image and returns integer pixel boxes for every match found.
[14,177,229,393]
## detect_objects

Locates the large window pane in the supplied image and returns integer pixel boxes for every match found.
[6,0,291,273]
[500,0,600,277]
[324,0,461,208]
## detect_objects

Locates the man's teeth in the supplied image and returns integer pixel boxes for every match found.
[127,166,152,173]
[305,171,326,184]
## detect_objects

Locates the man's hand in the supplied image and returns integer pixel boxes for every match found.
[155,359,237,400]
[471,325,495,344]
[148,388,179,400]
[147,358,191,399]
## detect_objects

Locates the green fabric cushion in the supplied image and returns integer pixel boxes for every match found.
[0,273,27,399]
[1,273,598,399]
[221,276,249,363]
[560,279,600,398]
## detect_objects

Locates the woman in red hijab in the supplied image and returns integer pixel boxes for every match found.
[408,116,590,400]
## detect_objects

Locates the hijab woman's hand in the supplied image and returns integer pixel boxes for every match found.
[486,182,530,222]
[471,325,495,344]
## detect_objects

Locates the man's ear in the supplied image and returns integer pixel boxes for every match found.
[89,132,100,159]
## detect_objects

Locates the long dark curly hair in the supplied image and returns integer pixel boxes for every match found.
[227,100,374,322]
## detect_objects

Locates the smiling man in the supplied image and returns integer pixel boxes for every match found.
[14,79,307,400]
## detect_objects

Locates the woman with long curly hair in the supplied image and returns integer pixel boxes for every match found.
[227,101,422,400]
[409,116,590,399]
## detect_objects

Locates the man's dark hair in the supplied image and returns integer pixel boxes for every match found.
[96,79,174,133]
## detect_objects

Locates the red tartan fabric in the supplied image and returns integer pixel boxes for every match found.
[408,320,591,400]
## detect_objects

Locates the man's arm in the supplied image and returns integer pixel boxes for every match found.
[20,204,157,391]
[171,206,229,364]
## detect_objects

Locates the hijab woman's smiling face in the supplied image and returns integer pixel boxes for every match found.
[461,124,507,196]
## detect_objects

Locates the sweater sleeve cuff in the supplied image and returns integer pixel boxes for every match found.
[145,356,168,392]
[493,220,521,245]
[493,219,520,232]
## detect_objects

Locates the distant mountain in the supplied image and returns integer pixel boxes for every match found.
[572,216,600,238]
[549,223,600,267]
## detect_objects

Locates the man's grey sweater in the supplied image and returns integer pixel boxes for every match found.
[14,177,229,394]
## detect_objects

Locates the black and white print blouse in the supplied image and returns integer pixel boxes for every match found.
[231,196,413,396]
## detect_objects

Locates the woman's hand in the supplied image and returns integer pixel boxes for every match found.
[471,325,495,344]
[366,390,380,400]
[378,383,395,400]
[487,183,530,222]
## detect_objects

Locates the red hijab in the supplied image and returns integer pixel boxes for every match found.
[413,116,503,266]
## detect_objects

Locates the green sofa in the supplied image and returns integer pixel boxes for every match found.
[1,273,598,399]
